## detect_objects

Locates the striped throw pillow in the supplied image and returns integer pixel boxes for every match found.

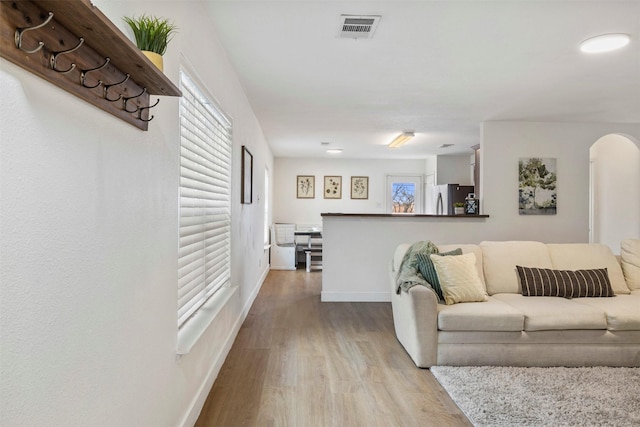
[416,248,463,300]
[516,266,614,298]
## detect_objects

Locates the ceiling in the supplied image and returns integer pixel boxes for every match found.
[204,1,640,159]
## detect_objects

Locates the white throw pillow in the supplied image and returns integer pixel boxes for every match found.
[621,239,640,290]
[430,252,488,305]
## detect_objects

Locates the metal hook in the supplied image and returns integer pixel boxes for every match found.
[122,87,147,113]
[103,74,130,102]
[80,57,110,89]
[50,37,84,74]
[14,11,54,54]
[138,98,160,122]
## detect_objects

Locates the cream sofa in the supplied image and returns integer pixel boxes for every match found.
[390,240,640,367]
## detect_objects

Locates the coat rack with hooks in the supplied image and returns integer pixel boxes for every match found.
[0,0,181,131]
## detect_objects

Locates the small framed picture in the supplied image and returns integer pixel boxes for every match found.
[297,175,315,198]
[350,176,369,199]
[241,146,253,204]
[324,176,342,199]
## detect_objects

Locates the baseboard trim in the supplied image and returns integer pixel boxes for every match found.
[320,291,390,302]
[178,265,270,427]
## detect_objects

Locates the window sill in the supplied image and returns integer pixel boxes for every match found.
[176,286,238,357]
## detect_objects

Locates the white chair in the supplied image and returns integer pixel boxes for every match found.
[270,223,296,270]
[304,234,322,272]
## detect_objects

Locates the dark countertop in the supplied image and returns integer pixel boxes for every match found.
[321,213,489,218]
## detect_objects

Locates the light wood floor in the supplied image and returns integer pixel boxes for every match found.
[195,269,471,427]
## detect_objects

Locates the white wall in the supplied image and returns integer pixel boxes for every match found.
[590,134,640,251]
[268,154,475,225]
[322,215,493,301]
[0,1,272,426]
[273,157,426,224]
[481,121,640,244]
[424,156,437,184]
[436,154,473,185]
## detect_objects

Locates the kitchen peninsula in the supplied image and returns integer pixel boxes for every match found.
[320,213,490,302]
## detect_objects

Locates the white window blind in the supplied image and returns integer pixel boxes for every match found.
[178,70,232,328]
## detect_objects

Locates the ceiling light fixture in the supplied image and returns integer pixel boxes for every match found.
[388,131,415,148]
[326,148,343,154]
[580,33,630,53]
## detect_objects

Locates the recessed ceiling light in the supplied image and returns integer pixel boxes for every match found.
[440,144,454,148]
[326,149,343,154]
[580,33,630,53]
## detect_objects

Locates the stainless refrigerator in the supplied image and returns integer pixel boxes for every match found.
[425,184,475,215]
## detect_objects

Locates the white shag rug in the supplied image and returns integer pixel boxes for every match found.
[430,366,640,427]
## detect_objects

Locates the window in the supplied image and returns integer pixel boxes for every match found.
[178,70,232,328]
[264,167,270,246]
[387,175,423,214]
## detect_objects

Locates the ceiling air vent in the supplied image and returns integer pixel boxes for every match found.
[338,15,381,39]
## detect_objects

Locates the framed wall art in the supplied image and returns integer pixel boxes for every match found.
[297,175,315,198]
[519,157,557,215]
[350,176,369,199]
[241,146,253,204]
[324,176,342,199]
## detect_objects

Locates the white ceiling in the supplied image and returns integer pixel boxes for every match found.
[205,1,640,159]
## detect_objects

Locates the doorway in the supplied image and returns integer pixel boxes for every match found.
[589,134,640,250]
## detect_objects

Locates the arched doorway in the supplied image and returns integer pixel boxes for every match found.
[589,134,640,252]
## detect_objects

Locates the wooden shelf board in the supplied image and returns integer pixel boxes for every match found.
[31,0,181,97]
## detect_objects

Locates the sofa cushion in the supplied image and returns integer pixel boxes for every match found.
[492,293,607,331]
[547,244,629,295]
[437,297,524,331]
[480,241,553,295]
[416,248,463,300]
[438,244,486,288]
[621,239,640,290]
[516,266,614,298]
[571,295,640,331]
[430,253,488,305]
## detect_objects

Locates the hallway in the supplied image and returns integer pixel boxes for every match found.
[194,270,470,426]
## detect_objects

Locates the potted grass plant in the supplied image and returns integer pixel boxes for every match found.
[123,14,177,72]
[454,202,465,215]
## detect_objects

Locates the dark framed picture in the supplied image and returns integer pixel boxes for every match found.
[297,175,315,198]
[324,176,342,199]
[241,146,253,204]
[350,176,369,199]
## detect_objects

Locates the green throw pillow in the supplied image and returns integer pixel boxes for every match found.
[416,248,463,300]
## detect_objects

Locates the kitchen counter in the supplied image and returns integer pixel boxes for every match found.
[319,213,492,302]
[321,213,489,218]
